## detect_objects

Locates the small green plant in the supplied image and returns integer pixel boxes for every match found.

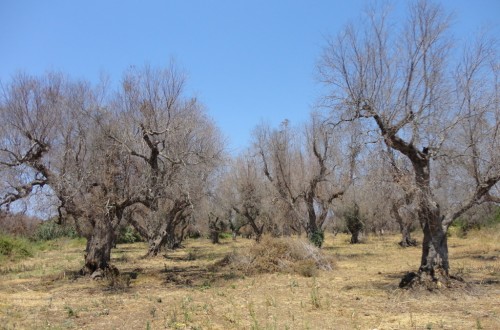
[289,280,299,291]
[248,302,262,330]
[200,280,211,290]
[309,230,325,248]
[116,225,142,244]
[218,232,233,240]
[310,279,321,309]
[484,206,500,227]
[182,296,193,322]
[64,305,77,318]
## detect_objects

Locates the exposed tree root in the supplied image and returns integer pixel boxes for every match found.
[80,265,120,280]
[398,238,418,247]
[399,269,469,291]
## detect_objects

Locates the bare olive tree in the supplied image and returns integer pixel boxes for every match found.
[220,153,272,242]
[254,115,356,246]
[0,73,63,212]
[0,73,136,275]
[318,0,499,285]
[109,64,225,257]
[384,148,419,247]
[254,120,304,236]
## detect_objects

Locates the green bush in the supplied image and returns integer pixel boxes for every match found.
[484,206,500,227]
[32,220,78,241]
[451,206,500,238]
[116,225,142,244]
[0,234,33,260]
[343,203,364,244]
[309,230,325,248]
[218,232,233,240]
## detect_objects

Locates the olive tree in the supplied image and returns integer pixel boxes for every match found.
[254,115,357,246]
[0,73,136,275]
[254,120,304,236]
[220,153,272,241]
[109,64,224,257]
[318,0,499,285]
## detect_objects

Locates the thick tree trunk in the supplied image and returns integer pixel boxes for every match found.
[145,219,182,257]
[350,230,363,244]
[418,203,449,276]
[391,203,417,247]
[144,201,188,257]
[146,234,165,257]
[399,225,417,247]
[164,228,182,250]
[145,222,173,257]
[399,186,452,288]
[82,219,115,275]
[248,221,264,242]
[305,193,320,238]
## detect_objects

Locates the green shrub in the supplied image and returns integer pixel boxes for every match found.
[32,220,78,241]
[343,203,364,244]
[484,206,500,227]
[0,234,34,260]
[218,232,233,240]
[116,225,142,244]
[309,230,325,248]
[451,205,500,237]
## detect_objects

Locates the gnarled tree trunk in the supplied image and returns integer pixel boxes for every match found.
[82,218,116,275]
[399,161,453,288]
[418,199,449,276]
[143,201,189,257]
[391,203,417,247]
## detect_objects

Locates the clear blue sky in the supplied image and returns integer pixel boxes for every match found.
[1,0,499,154]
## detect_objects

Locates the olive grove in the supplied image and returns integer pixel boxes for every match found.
[0,65,225,275]
[318,0,499,285]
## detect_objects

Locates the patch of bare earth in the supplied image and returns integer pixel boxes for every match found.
[0,228,499,329]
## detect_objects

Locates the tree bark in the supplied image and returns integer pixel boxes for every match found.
[82,218,116,275]
[418,199,449,276]
[305,193,319,237]
[248,221,264,242]
[391,203,417,247]
[146,232,166,257]
[350,230,363,244]
[399,224,417,247]
[144,203,188,257]
[145,221,173,257]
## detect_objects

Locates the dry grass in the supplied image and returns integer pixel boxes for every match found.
[0,227,499,329]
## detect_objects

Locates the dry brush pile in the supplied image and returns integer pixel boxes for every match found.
[215,235,335,277]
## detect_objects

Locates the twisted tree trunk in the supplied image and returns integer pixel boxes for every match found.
[82,218,116,275]
[391,203,417,247]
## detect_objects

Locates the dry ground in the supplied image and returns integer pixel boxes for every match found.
[0,228,499,330]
